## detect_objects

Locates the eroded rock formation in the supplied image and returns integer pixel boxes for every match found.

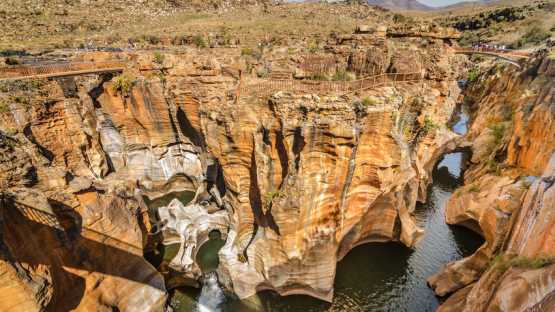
[431,53,555,310]
[0,31,472,308]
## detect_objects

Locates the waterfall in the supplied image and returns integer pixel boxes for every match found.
[197,272,224,312]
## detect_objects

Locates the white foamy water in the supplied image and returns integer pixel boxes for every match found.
[197,272,225,312]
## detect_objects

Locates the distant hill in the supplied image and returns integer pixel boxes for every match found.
[366,0,433,11]
[441,0,499,10]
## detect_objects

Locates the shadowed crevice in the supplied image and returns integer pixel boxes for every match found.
[176,107,204,147]
[275,130,289,188]
[0,196,165,312]
[292,127,305,172]
[23,124,54,163]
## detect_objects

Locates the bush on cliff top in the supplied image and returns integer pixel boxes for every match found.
[193,35,207,48]
[153,52,164,64]
[514,25,551,48]
[112,74,135,96]
[489,122,506,146]
[265,190,280,209]
[0,100,8,113]
[467,67,480,83]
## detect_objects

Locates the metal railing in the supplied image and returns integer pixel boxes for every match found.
[0,60,127,81]
[238,72,423,98]
[453,47,531,59]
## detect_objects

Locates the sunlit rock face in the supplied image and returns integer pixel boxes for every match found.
[438,154,555,312]
[0,58,208,310]
[433,54,555,311]
[179,71,462,300]
[96,79,203,189]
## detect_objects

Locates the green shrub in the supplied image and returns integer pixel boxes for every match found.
[5,57,20,65]
[491,253,555,274]
[489,122,506,146]
[392,13,408,24]
[241,47,253,56]
[265,190,280,208]
[332,70,355,81]
[141,35,161,45]
[311,73,329,81]
[112,74,135,96]
[153,52,164,64]
[308,40,319,53]
[156,71,166,84]
[520,179,533,190]
[0,100,8,113]
[467,67,480,82]
[193,35,207,48]
[361,97,378,107]
[515,26,551,48]
[256,67,269,78]
[468,185,480,193]
[421,117,440,136]
[237,253,247,263]
[458,32,482,47]
[487,159,502,176]
[9,95,30,108]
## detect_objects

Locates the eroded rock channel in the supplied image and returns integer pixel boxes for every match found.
[0,26,553,312]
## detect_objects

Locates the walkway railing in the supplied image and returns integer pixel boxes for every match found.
[238,72,423,98]
[453,47,531,59]
[0,60,127,81]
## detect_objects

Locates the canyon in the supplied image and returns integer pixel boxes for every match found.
[0,1,554,312]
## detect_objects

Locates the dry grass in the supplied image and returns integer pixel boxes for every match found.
[0,2,386,50]
[0,1,552,51]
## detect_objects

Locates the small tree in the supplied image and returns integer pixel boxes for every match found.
[112,74,135,96]
[153,52,164,65]
[193,35,207,48]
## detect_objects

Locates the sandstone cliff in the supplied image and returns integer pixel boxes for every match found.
[430,53,555,311]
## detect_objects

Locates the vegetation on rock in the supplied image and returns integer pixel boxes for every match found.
[112,74,136,96]
[490,253,555,274]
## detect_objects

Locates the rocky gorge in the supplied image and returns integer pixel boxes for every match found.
[0,18,554,312]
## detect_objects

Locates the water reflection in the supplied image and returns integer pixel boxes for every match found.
[452,106,469,136]
[143,191,195,220]
[143,191,195,272]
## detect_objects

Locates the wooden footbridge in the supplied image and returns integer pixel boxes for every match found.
[0,60,127,81]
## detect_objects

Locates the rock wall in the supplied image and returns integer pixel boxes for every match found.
[432,54,555,310]
[176,63,463,299]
